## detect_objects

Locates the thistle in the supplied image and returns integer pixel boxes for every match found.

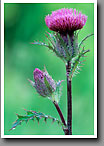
[45,8,88,62]
[33,8,93,135]
[10,8,93,135]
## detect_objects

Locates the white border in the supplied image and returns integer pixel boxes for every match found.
[1,0,97,3]
[1,0,97,138]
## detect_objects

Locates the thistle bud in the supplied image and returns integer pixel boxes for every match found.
[28,68,56,97]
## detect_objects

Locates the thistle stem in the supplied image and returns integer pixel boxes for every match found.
[53,101,69,135]
[53,101,66,126]
[66,61,72,135]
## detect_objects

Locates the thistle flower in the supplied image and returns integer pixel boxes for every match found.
[45,8,87,34]
[28,68,56,97]
[44,8,88,62]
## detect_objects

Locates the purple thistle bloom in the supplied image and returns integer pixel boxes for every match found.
[45,8,87,34]
[29,68,56,97]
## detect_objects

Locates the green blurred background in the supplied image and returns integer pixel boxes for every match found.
[4,3,94,135]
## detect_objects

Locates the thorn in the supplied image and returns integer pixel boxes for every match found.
[52,118,55,124]
[44,117,47,123]
[9,127,16,131]
[27,79,31,82]
[44,65,47,72]
[12,121,17,124]
[28,79,35,87]
[36,117,39,124]
[25,120,28,124]
[32,119,35,122]
[83,56,87,57]
[30,42,34,44]
[81,64,85,66]
[45,34,48,38]
[80,62,85,65]
[80,60,86,63]
[57,80,64,86]
[46,31,50,35]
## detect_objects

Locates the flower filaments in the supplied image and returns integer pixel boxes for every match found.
[45,8,87,34]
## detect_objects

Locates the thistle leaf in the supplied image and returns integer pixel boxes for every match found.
[45,33,65,60]
[69,48,90,79]
[78,34,94,49]
[33,41,48,47]
[9,110,64,131]
[46,32,56,46]
[33,40,58,56]
[52,80,64,103]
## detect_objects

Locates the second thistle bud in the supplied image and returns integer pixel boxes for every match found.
[28,68,56,97]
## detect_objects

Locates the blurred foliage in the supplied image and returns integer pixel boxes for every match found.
[4,3,94,135]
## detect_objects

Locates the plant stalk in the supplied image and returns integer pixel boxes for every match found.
[66,61,72,135]
[53,101,69,135]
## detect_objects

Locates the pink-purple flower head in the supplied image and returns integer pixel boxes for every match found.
[29,68,56,97]
[45,8,87,34]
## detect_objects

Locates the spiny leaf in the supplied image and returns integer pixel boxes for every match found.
[78,34,94,49]
[69,48,90,79]
[45,32,56,48]
[45,33,65,59]
[33,36,65,62]
[46,32,56,45]
[33,41,48,47]
[33,40,56,55]
[45,33,66,62]
[9,110,64,131]
[46,32,68,61]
